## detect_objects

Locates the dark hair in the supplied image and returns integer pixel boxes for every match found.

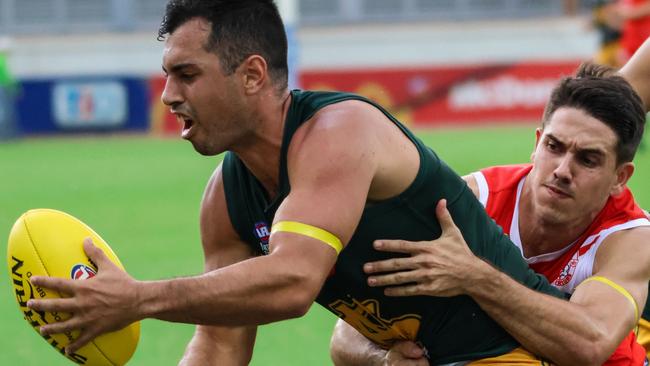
[542,62,646,164]
[158,0,288,89]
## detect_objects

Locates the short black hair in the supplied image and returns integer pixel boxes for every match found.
[159,0,288,89]
[542,62,646,164]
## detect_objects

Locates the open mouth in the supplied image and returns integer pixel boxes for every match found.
[180,117,195,139]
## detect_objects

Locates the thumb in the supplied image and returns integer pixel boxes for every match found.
[435,199,456,233]
[83,237,112,270]
[392,341,424,359]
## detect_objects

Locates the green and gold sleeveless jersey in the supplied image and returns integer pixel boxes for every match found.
[222,90,565,364]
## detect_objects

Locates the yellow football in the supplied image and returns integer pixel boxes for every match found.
[6,209,140,365]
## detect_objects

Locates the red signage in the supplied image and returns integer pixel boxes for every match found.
[148,77,180,135]
[300,61,581,126]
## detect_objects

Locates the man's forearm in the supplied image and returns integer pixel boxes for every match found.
[467,261,613,366]
[136,252,323,326]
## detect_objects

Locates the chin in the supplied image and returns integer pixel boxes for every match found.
[538,207,569,225]
[191,141,223,156]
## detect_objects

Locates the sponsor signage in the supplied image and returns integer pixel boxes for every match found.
[300,61,581,126]
[17,77,148,134]
[53,81,127,129]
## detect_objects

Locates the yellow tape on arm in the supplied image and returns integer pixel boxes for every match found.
[271,221,343,254]
[582,276,639,321]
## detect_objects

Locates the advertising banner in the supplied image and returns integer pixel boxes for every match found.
[17,77,149,134]
[300,61,581,126]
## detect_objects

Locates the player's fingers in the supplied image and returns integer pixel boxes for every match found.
[364,257,417,274]
[384,283,427,297]
[83,238,113,269]
[435,199,458,233]
[66,331,96,355]
[29,276,75,294]
[27,297,77,313]
[39,316,84,336]
[367,270,422,287]
[390,340,425,359]
[373,239,420,254]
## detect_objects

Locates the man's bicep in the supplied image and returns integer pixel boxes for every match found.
[571,228,650,333]
[266,116,378,289]
[267,171,372,287]
[276,110,378,250]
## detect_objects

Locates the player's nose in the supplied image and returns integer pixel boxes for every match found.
[161,78,183,107]
[552,155,572,183]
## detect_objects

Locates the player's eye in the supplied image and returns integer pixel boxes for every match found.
[180,73,196,81]
[546,140,558,152]
[580,156,598,167]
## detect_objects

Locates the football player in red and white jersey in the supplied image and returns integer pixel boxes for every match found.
[330,44,650,366]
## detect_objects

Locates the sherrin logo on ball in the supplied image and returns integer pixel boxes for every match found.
[6,209,140,365]
[71,264,97,280]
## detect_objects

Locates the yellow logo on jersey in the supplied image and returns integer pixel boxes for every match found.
[329,297,421,348]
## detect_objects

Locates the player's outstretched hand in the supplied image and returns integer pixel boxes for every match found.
[365,199,491,297]
[382,341,428,366]
[27,238,141,355]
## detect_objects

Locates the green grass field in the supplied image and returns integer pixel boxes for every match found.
[1,125,648,365]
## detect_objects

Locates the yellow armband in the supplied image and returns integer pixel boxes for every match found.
[271,221,343,254]
[582,276,639,321]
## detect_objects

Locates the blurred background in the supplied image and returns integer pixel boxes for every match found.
[1,0,648,365]
[0,0,602,137]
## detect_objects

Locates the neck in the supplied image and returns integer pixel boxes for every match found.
[231,89,292,198]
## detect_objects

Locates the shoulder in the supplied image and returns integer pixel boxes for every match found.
[595,225,650,276]
[287,100,388,170]
[297,99,387,139]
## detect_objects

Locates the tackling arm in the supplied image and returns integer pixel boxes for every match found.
[465,228,650,365]
[364,203,650,365]
[620,38,650,110]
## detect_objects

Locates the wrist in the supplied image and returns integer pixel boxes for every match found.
[463,259,503,298]
[134,279,167,320]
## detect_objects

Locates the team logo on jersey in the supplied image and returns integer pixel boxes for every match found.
[253,221,270,254]
[70,264,97,280]
[554,256,578,287]
[330,297,423,352]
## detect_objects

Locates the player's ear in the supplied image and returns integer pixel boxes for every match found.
[531,128,542,161]
[240,55,267,95]
[611,162,634,196]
